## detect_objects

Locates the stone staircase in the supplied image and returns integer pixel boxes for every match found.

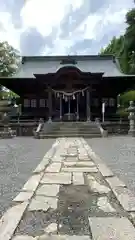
[37,121,102,138]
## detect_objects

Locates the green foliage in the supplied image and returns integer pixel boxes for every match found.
[99,8,135,74]
[0,41,21,77]
[116,107,128,117]
[120,90,135,105]
[1,90,19,99]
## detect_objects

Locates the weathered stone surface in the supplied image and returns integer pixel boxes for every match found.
[62,167,98,173]
[76,161,95,167]
[63,161,94,167]
[33,158,50,173]
[28,196,58,211]
[65,157,78,162]
[41,173,71,184]
[12,235,36,240]
[97,196,116,212]
[112,186,135,211]
[131,212,135,218]
[44,223,57,233]
[45,163,61,173]
[87,178,111,194]
[89,217,135,239]
[13,192,34,202]
[63,162,77,167]
[0,202,28,240]
[38,235,91,239]
[52,156,64,162]
[22,174,43,192]
[62,154,78,157]
[97,163,114,177]
[73,172,84,185]
[78,156,91,161]
[106,176,126,188]
[36,184,60,197]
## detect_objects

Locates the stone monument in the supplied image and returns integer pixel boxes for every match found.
[127,101,135,137]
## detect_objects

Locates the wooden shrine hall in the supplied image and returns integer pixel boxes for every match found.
[0,55,135,121]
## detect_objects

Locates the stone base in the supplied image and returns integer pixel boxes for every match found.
[0,131,15,138]
[128,129,135,137]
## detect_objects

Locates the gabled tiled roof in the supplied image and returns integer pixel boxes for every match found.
[9,55,134,78]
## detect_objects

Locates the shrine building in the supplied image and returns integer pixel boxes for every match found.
[0,55,135,121]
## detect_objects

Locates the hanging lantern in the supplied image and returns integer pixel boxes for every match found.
[82,90,84,96]
[73,94,75,100]
[57,92,59,98]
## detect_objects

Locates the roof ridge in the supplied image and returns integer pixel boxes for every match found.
[21,55,114,63]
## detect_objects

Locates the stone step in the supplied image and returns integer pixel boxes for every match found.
[59,127,99,130]
[38,133,101,138]
[49,131,101,135]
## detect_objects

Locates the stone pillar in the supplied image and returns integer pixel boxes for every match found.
[60,94,62,121]
[76,94,79,121]
[86,88,91,121]
[48,87,52,122]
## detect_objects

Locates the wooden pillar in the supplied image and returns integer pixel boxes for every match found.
[76,94,79,121]
[60,94,62,121]
[68,97,71,121]
[48,87,52,122]
[86,88,91,121]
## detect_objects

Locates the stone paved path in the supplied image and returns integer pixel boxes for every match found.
[0,137,135,240]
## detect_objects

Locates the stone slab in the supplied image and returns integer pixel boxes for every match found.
[89,217,135,240]
[38,235,91,239]
[28,196,58,211]
[22,174,43,192]
[36,184,60,197]
[0,202,28,240]
[87,178,111,194]
[112,186,135,211]
[97,196,116,212]
[41,173,71,184]
[78,156,91,161]
[33,158,50,173]
[64,157,78,162]
[97,163,114,177]
[52,156,64,162]
[106,176,126,188]
[62,167,98,173]
[63,161,95,167]
[73,172,84,185]
[13,191,34,202]
[44,223,57,233]
[45,163,61,173]
[12,236,36,240]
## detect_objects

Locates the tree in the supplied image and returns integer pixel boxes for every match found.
[99,8,135,117]
[0,41,21,77]
[0,41,21,99]
[99,8,135,74]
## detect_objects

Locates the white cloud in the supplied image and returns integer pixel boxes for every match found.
[0,0,134,55]
[21,0,84,36]
[0,12,21,49]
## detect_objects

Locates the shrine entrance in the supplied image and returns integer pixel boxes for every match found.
[50,66,92,121]
[63,98,77,114]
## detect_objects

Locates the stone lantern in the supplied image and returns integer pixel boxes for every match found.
[127,101,135,137]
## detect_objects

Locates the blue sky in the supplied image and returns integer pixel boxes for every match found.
[0,0,134,56]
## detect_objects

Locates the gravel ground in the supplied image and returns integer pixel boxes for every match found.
[0,137,54,217]
[87,136,135,194]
